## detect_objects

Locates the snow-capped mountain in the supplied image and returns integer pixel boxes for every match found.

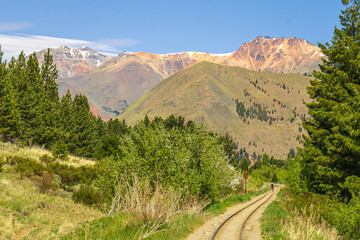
[36,45,112,79]
[37,36,324,119]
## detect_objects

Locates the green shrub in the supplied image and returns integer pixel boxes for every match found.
[328,195,360,240]
[9,156,45,178]
[39,154,55,165]
[72,184,103,206]
[33,172,57,194]
[52,139,68,160]
[47,162,99,189]
[0,160,2,173]
[98,122,235,205]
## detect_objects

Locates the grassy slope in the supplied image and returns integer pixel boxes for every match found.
[118,61,312,158]
[0,142,94,167]
[0,143,102,239]
[0,173,103,239]
[261,189,340,240]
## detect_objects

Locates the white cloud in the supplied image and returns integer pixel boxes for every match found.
[0,22,33,32]
[0,34,139,60]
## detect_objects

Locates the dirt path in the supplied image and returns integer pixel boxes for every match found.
[186,189,278,240]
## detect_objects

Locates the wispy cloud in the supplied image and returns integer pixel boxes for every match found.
[0,22,33,32]
[0,34,140,60]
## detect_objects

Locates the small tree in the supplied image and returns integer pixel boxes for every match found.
[33,172,57,194]
[52,139,68,160]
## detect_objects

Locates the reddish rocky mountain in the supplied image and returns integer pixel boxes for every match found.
[49,36,323,118]
[221,36,324,73]
[36,45,112,79]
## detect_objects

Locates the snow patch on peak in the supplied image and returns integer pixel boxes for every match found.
[70,48,75,57]
[118,51,134,57]
[59,45,70,50]
[78,50,90,60]
[158,51,233,58]
[211,52,234,57]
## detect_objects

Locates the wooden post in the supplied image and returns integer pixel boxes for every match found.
[245,178,247,195]
[243,172,248,195]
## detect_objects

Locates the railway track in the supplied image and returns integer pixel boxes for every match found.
[211,187,279,240]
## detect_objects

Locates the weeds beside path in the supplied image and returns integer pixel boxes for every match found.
[261,189,340,240]
[65,188,269,240]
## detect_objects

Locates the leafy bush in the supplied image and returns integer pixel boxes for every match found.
[47,162,99,189]
[33,172,57,193]
[8,156,45,178]
[98,121,235,204]
[72,184,103,206]
[329,195,360,240]
[52,139,68,160]
[39,154,55,165]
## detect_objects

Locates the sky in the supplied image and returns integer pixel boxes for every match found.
[0,0,345,60]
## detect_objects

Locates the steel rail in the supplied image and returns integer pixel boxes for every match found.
[239,188,278,240]
[211,190,273,240]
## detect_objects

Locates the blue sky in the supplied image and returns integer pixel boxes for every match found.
[0,0,344,59]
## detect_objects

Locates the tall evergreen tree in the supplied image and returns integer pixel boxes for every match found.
[68,94,95,157]
[59,90,73,139]
[300,0,360,195]
[41,49,59,102]
[39,49,60,147]
[0,47,20,140]
[17,53,43,145]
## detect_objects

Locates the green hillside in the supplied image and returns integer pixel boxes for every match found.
[0,142,102,239]
[118,61,312,158]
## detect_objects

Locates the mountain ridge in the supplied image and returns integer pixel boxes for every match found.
[40,36,323,118]
[117,61,312,158]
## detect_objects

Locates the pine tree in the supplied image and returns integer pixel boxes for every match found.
[18,53,45,146]
[59,90,73,140]
[68,94,95,157]
[41,49,59,102]
[38,49,60,147]
[300,0,360,195]
[0,47,20,140]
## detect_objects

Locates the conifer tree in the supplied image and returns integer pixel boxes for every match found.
[41,49,59,102]
[300,0,360,195]
[59,90,73,139]
[39,49,60,147]
[68,94,95,157]
[0,47,20,140]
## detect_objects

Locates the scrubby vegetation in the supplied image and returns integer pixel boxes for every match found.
[1,1,360,239]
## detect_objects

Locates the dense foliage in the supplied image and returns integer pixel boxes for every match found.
[0,48,130,158]
[300,0,360,197]
[98,116,236,203]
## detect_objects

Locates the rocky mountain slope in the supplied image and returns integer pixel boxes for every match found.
[36,45,112,79]
[221,36,324,73]
[117,61,312,158]
[52,36,322,118]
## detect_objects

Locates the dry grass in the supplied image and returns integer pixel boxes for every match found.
[281,205,340,240]
[108,174,205,239]
[0,172,103,240]
[0,141,94,167]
